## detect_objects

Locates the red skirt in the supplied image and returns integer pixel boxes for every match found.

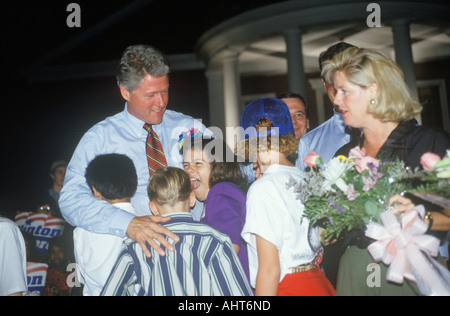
[276,267,336,296]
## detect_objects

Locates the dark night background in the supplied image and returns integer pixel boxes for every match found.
[0,1,288,219]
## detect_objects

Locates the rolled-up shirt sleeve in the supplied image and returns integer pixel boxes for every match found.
[59,128,135,237]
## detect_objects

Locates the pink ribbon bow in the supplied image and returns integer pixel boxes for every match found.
[365,206,450,296]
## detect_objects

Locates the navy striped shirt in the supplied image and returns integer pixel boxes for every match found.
[100,213,253,296]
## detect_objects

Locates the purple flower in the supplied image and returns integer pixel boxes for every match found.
[328,216,335,226]
[330,203,346,214]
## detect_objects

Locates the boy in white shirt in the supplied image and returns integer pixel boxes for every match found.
[238,98,335,296]
[73,154,138,296]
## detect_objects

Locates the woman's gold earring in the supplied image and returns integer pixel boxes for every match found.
[368,97,377,106]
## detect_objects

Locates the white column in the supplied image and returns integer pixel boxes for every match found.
[283,28,307,95]
[205,68,225,134]
[309,78,327,124]
[392,19,422,124]
[222,49,243,147]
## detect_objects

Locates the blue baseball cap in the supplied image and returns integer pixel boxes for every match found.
[240,97,295,139]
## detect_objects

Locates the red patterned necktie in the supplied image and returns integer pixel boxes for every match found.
[143,123,167,176]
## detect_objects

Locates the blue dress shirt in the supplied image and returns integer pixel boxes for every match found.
[59,104,211,237]
[296,110,350,170]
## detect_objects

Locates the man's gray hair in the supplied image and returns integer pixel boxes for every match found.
[116,44,170,92]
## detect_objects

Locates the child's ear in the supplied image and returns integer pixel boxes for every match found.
[189,191,196,208]
[149,201,160,216]
[92,186,105,200]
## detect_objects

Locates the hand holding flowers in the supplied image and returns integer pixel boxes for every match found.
[296,147,450,295]
[296,147,449,242]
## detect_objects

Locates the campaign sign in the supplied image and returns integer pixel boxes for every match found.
[15,212,66,255]
[27,262,48,296]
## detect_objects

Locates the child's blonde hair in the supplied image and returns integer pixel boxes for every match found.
[147,167,192,207]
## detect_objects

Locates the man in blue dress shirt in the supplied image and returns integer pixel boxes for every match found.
[296,42,357,288]
[297,42,357,170]
[60,45,211,258]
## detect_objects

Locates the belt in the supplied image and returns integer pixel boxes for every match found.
[290,250,323,274]
[290,263,319,273]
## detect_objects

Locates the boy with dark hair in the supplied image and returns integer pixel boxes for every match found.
[74,154,138,296]
[101,167,252,296]
[85,154,138,201]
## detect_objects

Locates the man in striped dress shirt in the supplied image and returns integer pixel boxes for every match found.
[101,167,252,296]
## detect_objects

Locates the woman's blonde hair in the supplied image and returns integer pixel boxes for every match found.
[321,47,422,122]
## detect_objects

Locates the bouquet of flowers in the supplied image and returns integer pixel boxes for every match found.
[413,151,450,209]
[289,147,450,295]
[290,147,450,242]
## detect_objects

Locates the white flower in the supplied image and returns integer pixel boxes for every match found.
[321,157,353,193]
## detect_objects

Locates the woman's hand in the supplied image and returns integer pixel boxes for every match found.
[389,194,415,215]
[389,194,450,231]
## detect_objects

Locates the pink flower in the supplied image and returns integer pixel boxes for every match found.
[355,156,381,173]
[304,150,322,168]
[420,152,441,171]
[349,146,381,174]
[349,146,367,159]
[345,183,359,201]
[362,176,377,192]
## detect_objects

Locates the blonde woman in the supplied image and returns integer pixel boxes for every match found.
[322,47,450,296]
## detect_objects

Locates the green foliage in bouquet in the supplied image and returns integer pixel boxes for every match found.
[412,151,450,200]
[291,148,450,241]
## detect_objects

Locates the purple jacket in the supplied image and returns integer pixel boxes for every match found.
[202,182,250,283]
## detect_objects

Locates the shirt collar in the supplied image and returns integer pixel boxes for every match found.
[162,212,193,219]
[123,103,147,137]
[162,212,195,224]
[123,103,168,137]
[332,110,348,132]
[263,164,298,175]
[112,202,137,215]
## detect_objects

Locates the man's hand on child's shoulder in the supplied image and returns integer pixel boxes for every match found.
[126,216,180,258]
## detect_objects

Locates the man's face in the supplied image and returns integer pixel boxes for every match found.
[50,166,66,188]
[282,97,310,140]
[49,245,65,269]
[120,75,169,125]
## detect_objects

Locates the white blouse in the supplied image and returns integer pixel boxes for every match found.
[242,164,322,288]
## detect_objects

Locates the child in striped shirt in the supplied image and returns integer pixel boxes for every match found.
[101,166,252,296]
